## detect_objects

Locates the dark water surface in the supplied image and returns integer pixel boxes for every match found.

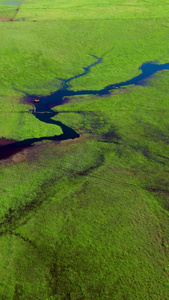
[1,56,169,160]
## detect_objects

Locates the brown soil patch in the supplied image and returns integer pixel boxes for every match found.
[12,150,28,164]
[0,18,13,21]
[59,135,87,147]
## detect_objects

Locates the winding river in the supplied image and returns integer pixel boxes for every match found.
[1,55,169,160]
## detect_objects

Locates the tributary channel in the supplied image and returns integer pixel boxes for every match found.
[1,56,169,160]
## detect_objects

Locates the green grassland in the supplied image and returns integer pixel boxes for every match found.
[0,0,169,299]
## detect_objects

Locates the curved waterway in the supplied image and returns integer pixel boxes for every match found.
[1,55,169,160]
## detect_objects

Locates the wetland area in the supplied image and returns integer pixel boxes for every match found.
[1,58,169,160]
[0,1,169,299]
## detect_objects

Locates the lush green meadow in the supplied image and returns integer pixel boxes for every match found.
[0,0,169,299]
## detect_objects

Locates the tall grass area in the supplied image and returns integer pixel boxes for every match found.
[0,0,169,299]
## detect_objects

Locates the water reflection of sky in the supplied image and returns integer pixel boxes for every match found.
[1,1,22,5]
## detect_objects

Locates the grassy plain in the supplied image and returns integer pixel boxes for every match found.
[0,0,169,299]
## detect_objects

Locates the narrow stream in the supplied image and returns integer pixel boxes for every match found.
[1,55,169,160]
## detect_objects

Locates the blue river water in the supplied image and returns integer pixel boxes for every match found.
[1,56,169,160]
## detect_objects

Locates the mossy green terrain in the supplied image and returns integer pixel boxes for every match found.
[0,0,169,299]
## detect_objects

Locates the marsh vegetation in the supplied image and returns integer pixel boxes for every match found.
[0,0,169,299]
